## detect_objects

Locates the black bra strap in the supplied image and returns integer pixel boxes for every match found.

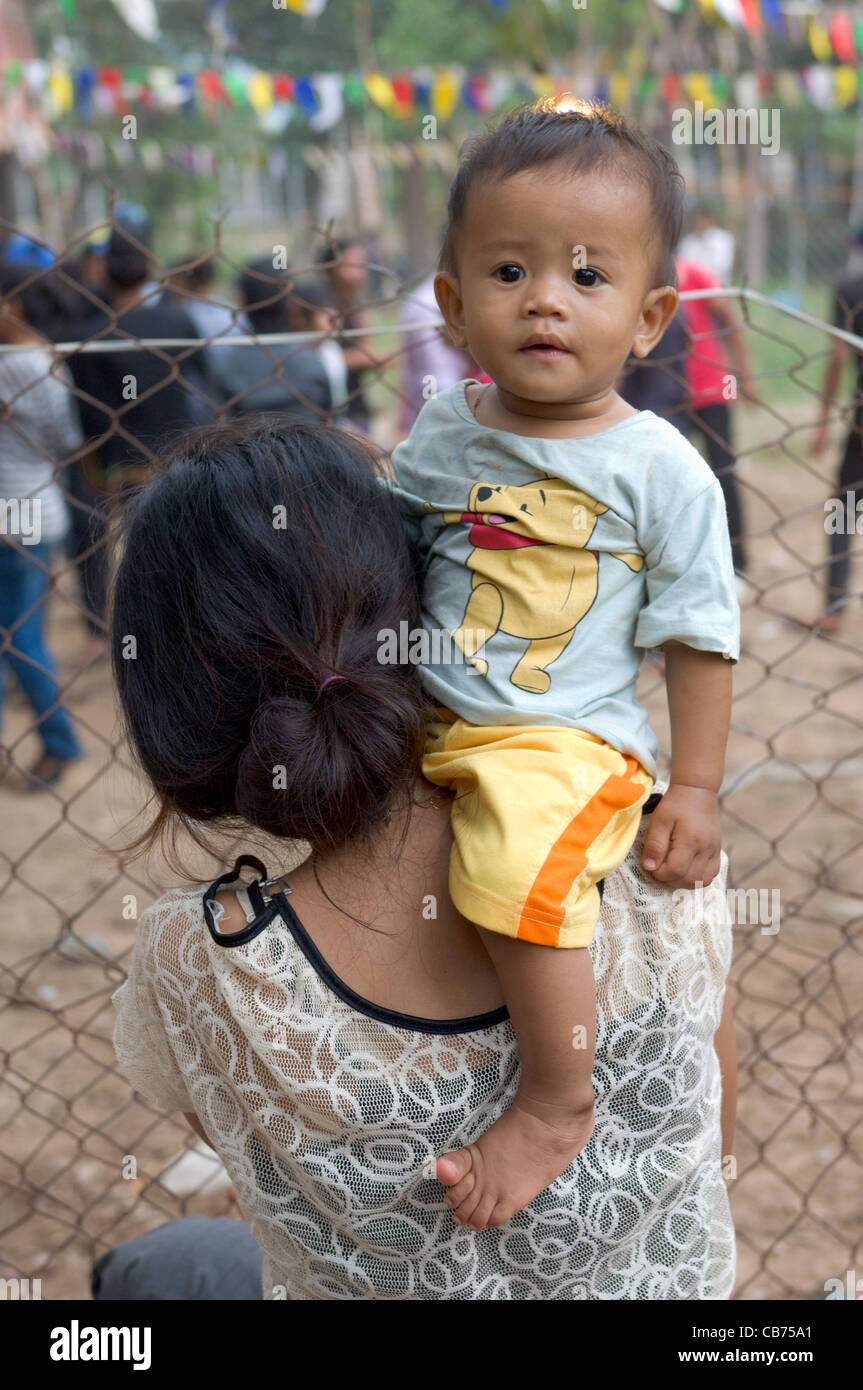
[203,855,271,939]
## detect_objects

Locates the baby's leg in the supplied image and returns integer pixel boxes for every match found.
[437,931,596,1231]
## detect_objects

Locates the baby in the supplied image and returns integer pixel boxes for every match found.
[391,99,740,1233]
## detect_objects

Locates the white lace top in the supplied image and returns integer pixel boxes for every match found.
[113,812,735,1301]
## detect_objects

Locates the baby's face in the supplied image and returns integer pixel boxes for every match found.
[439,163,666,412]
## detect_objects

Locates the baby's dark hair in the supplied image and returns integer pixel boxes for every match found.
[439,98,684,289]
[111,416,427,865]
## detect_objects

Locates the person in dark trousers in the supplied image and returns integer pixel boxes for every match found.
[811,226,863,633]
[0,263,84,789]
[675,257,759,581]
[63,216,211,657]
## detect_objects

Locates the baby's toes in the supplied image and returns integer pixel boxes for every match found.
[452,1184,484,1227]
[437,1147,476,1209]
[465,1191,498,1232]
[444,1173,475,1211]
[487,1194,521,1228]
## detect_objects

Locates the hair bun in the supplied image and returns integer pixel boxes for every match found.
[234,666,424,848]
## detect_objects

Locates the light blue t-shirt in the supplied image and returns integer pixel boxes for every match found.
[390,380,740,776]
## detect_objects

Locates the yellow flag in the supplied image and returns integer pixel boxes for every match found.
[836,66,858,107]
[365,72,396,112]
[49,64,74,114]
[684,72,712,105]
[432,70,460,120]
[532,74,555,100]
[808,19,833,61]
[609,73,630,108]
[248,72,274,112]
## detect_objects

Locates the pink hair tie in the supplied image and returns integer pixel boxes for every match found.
[316,674,346,700]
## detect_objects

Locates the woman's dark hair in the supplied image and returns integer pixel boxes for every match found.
[239,256,292,334]
[439,97,684,288]
[111,416,427,863]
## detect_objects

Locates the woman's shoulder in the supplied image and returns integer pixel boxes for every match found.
[133,883,208,964]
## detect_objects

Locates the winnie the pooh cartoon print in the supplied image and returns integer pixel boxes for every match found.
[440,476,643,694]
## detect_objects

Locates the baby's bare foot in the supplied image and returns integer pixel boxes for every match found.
[436,1094,595,1231]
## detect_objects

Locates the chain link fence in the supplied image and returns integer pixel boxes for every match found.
[0,220,861,1300]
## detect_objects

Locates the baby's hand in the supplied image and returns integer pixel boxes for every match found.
[641,784,721,889]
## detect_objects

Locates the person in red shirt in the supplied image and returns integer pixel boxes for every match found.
[676,256,758,577]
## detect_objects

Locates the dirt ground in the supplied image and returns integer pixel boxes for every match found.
[1,402,861,1301]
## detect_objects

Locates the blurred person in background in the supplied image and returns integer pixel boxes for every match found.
[675,255,757,580]
[285,276,348,414]
[66,210,212,484]
[317,236,386,433]
[162,255,239,364]
[679,205,736,285]
[810,220,863,633]
[0,263,84,791]
[392,271,475,445]
[617,306,691,436]
[63,212,211,659]
[209,258,339,423]
[61,228,111,320]
[1,232,55,273]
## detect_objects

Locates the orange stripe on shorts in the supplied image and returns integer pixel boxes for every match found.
[516,757,645,946]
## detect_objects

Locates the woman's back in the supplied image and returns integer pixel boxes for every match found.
[114,802,735,1301]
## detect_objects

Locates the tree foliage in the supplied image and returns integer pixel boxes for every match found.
[30,0,650,73]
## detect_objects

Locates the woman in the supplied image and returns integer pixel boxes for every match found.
[110,417,736,1300]
[0,263,84,789]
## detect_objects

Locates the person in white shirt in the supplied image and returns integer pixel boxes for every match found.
[0,263,84,789]
[679,207,736,285]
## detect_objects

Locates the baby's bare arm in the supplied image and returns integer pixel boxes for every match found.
[478,929,597,1116]
[643,644,732,888]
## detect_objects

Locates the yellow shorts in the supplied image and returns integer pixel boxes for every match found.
[423,707,653,948]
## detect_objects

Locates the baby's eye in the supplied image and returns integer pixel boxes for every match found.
[494,264,524,284]
[573,267,604,288]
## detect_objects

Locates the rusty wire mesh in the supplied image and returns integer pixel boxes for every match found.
[0,222,861,1301]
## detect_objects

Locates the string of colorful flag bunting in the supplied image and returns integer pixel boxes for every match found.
[650,0,859,54]
[7,57,863,128]
[482,0,861,54]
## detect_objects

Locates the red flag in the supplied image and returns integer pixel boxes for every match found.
[829,10,857,63]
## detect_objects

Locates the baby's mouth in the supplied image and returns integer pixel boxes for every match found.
[520,334,570,358]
